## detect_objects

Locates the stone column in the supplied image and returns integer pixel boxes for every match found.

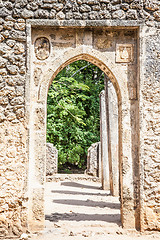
[100,79,119,196]
[105,77,114,195]
[100,90,110,190]
[108,81,119,196]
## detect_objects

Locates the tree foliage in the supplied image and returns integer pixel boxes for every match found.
[47,60,104,171]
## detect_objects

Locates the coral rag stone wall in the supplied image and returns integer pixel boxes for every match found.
[0,0,159,22]
[0,123,27,237]
[141,27,160,230]
[0,0,160,237]
[0,7,27,238]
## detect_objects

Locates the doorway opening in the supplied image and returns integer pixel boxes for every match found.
[45,59,120,235]
[46,59,119,193]
[46,60,106,175]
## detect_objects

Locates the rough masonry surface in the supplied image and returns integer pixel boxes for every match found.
[46,143,58,178]
[85,142,101,177]
[0,0,160,237]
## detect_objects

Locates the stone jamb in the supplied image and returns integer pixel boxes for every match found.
[26,19,143,232]
[138,25,154,231]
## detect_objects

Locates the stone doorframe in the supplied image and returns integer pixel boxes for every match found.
[26,20,144,232]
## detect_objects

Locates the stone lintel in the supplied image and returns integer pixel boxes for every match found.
[27,19,143,28]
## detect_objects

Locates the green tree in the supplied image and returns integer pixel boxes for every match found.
[47,60,104,171]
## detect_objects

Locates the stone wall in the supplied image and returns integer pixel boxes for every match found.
[0,123,27,237]
[85,142,101,177]
[0,6,27,238]
[0,0,159,23]
[46,143,58,177]
[141,27,160,230]
[0,0,160,237]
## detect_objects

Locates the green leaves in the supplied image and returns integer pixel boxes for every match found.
[47,60,104,171]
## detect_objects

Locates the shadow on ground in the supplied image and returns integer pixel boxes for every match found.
[51,190,110,196]
[52,199,120,209]
[45,212,121,225]
[61,181,101,190]
[45,180,121,230]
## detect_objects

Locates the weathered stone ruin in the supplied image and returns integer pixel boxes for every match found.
[46,143,58,178]
[0,0,160,237]
[85,142,101,177]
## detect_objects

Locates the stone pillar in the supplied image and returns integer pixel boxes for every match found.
[100,90,110,190]
[108,81,119,197]
[100,79,119,196]
[105,77,114,195]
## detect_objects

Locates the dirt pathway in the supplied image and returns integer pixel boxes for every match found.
[31,175,160,240]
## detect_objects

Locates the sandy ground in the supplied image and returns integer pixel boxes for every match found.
[31,174,160,240]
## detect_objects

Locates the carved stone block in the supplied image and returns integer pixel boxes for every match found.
[34,37,50,60]
[116,44,133,63]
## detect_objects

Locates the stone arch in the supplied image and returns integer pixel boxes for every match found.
[38,47,127,103]
[27,48,137,231]
[48,54,122,101]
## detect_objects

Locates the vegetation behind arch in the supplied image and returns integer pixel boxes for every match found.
[47,60,104,172]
